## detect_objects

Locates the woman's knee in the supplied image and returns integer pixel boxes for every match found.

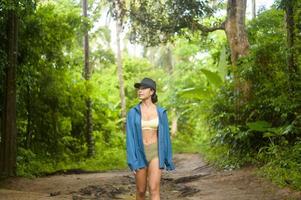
[136,184,147,196]
[148,183,160,195]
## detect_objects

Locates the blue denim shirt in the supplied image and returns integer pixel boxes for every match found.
[126,102,176,172]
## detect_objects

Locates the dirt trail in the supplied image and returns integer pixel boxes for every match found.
[0,153,300,200]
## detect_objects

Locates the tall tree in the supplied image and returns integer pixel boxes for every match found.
[252,0,256,19]
[285,0,295,73]
[111,0,126,131]
[224,0,250,120]
[280,0,301,94]
[0,0,18,177]
[166,45,178,136]
[224,0,250,66]
[83,0,95,157]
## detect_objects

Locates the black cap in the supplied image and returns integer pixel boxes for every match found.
[134,77,156,91]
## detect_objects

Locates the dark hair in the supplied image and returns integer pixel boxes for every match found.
[151,89,158,103]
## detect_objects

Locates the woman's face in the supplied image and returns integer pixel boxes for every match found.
[137,86,154,100]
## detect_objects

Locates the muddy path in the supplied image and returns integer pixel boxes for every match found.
[0,153,300,200]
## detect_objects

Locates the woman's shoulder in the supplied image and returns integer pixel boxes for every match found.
[127,104,139,115]
[127,107,136,115]
[156,104,167,113]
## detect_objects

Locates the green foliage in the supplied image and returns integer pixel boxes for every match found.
[173,131,207,154]
[128,0,214,46]
[257,140,301,190]
[201,143,255,170]
[5,0,127,176]
[203,8,301,191]
[246,120,272,132]
[15,0,86,158]
[17,133,127,177]
[200,68,223,87]
[208,8,299,149]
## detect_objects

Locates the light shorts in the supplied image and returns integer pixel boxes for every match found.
[144,142,158,165]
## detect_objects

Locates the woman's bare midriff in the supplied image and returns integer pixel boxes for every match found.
[142,129,158,146]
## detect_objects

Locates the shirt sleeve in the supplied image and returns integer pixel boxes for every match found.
[163,111,176,171]
[126,110,139,171]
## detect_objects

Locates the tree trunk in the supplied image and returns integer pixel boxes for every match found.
[171,108,178,136]
[294,1,301,71]
[85,99,94,157]
[115,0,126,132]
[286,0,295,70]
[285,0,298,93]
[0,1,18,177]
[26,84,32,149]
[252,0,256,19]
[224,0,250,122]
[225,0,249,66]
[83,0,94,157]
[166,46,178,136]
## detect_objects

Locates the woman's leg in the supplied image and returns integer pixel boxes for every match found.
[135,167,148,200]
[147,157,162,200]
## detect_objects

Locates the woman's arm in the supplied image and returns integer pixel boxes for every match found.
[126,110,139,172]
[163,111,176,171]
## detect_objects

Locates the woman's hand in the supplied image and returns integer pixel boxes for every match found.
[133,170,137,175]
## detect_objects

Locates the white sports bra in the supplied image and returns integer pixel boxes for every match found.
[141,117,159,130]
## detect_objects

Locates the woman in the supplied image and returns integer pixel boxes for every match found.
[126,77,175,200]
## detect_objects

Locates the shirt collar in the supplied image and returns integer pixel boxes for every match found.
[134,101,166,114]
